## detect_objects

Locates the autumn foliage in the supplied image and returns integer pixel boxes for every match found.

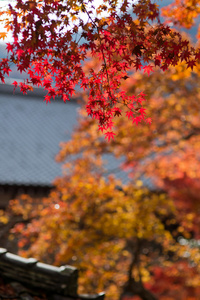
[0,0,200,139]
[1,0,200,299]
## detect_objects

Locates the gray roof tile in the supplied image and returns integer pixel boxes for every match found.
[0,85,79,186]
[0,84,153,189]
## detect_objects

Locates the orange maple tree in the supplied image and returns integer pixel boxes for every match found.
[4,43,200,300]
[0,0,200,139]
[5,68,200,299]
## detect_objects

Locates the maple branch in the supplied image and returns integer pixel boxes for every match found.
[156,126,200,150]
[97,30,112,97]
[80,0,112,97]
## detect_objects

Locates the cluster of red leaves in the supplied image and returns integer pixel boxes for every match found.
[1,0,200,139]
[146,262,200,300]
[122,262,200,299]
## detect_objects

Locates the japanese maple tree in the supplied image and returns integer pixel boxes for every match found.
[1,0,200,139]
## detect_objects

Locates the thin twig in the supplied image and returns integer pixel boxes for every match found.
[80,0,112,98]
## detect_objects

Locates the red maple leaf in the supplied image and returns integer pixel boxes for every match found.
[139,107,146,114]
[104,131,116,141]
[114,108,122,117]
[63,94,70,102]
[187,60,196,70]
[44,95,51,104]
[6,43,13,53]
[16,49,24,60]
[134,59,142,71]
[146,117,152,124]
[132,116,142,125]
[3,66,11,76]
[126,111,134,119]
[143,65,154,76]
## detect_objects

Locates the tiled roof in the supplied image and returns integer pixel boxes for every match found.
[0,84,79,186]
[0,248,105,299]
[0,83,155,189]
[0,83,134,188]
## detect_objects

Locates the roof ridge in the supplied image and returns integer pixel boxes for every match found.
[0,83,80,102]
[0,247,78,296]
[0,248,105,300]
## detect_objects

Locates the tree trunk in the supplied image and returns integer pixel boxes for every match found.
[120,278,157,300]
